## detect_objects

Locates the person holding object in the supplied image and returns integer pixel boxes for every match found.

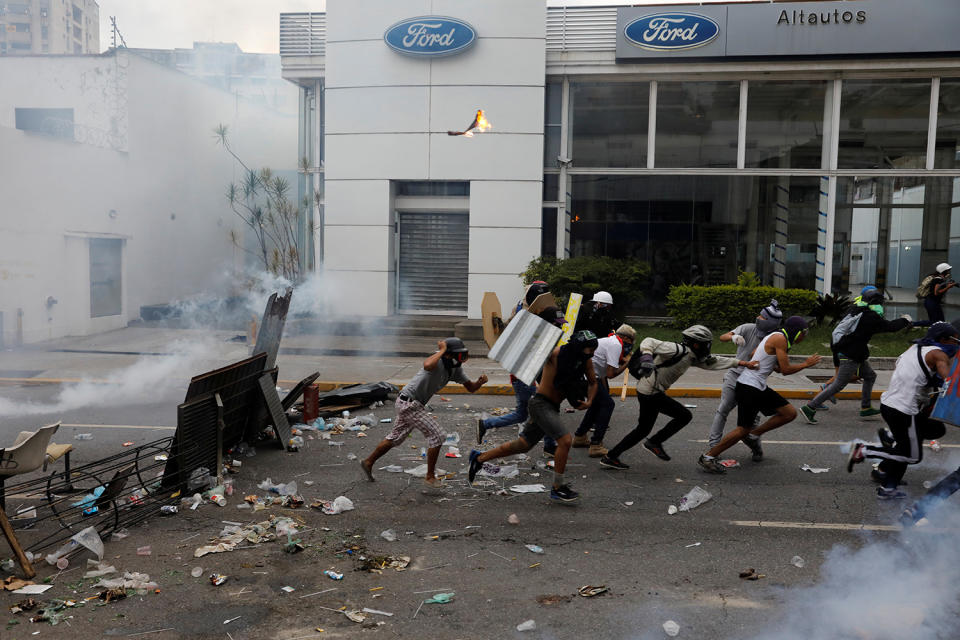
[698,317,821,473]
[599,325,757,471]
[575,291,617,339]
[917,263,956,324]
[706,300,783,450]
[362,338,487,488]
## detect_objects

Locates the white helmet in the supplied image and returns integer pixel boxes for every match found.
[591,291,613,305]
[937,262,952,274]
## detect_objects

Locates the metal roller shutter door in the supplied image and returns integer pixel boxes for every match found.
[398,212,469,313]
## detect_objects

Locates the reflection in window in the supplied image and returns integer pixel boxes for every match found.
[656,81,739,168]
[746,80,826,169]
[935,79,960,169]
[571,82,648,168]
[544,81,562,167]
[838,79,929,169]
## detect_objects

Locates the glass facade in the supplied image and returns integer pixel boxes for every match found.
[656,81,739,168]
[838,79,930,169]
[571,82,648,167]
[745,81,826,169]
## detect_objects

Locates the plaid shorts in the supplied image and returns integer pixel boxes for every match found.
[386,396,444,448]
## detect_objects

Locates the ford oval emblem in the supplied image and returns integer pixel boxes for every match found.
[624,13,720,51]
[384,16,477,57]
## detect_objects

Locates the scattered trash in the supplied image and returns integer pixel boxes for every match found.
[183,493,202,510]
[510,484,546,494]
[74,433,93,440]
[45,526,104,565]
[160,505,178,515]
[424,592,455,604]
[517,619,537,632]
[97,571,157,590]
[508,513,520,525]
[685,542,701,548]
[136,546,152,556]
[445,446,462,458]
[739,568,765,580]
[800,464,830,474]
[11,584,52,595]
[380,529,398,542]
[624,501,634,506]
[444,432,461,445]
[929,440,942,452]
[536,594,571,605]
[923,480,934,489]
[154,454,168,461]
[663,620,680,637]
[224,615,242,625]
[578,585,608,597]
[667,505,678,515]
[210,574,228,586]
[3,577,35,591]
[323,570,344,581]
[790,555,805,568]
[312,496,355,515]
[380,418,392,423]
[55,557,69,570]
[344,610,366,623]
[477,462,518,478]
[122,441,134,447]
[83,561,117,578]
[525,544,544,554]
[9,597,39,613]
[98,587,127,603]
[191,567,203,578]
[677,486,712,512]
[380,464,404,473]
[362,607,394,617]
[281,586,296,593]
[718,459,740,468]
[194,515,295,557]
[404,464,448,478]
[683,403,698,408]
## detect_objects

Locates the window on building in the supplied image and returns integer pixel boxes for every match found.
[15,107,74,139]
[10,41,31,50]
[838,79,930,169]
[571,82,649,168]
[90,239,123,318]
[541,208,557,257]
[395,181,469,197]
[13,22,30,32]
[746,80,826,169]
[544,81,561,167]
[41,26,48,39]
[72,4,82,22]
[542,173,559,203]
[656,81,740,168]
[935,79,960,169]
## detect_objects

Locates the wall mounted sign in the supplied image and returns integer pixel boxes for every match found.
[623,13,720,52]
[384,16,476,57]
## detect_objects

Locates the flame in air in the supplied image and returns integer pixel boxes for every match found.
[447,109,492,137]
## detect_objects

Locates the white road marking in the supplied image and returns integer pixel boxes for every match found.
[61,423,175,430]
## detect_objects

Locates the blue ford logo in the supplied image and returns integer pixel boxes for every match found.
[384,16,477,57]
[624,13,720,51]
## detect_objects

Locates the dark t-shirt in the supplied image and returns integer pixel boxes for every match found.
[927,275,947,303]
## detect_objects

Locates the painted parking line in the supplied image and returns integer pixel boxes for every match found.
[690,439,960,448]
[61,423,175,431]
[730,520,901,532]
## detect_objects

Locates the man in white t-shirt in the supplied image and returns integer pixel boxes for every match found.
[572,324,635,457]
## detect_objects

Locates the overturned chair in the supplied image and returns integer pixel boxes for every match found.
[0,422,73,511]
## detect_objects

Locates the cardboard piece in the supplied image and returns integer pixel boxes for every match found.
[480,292,503,349]
[557,293,583,346]
[526,292,558,317]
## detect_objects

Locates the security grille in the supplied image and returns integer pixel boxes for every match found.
[397,212,469,313]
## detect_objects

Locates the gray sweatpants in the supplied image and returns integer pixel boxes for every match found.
[707,370,740,448]
[807,357,875,409]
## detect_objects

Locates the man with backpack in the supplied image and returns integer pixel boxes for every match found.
[799,287,912,424]
[917,263,956,324]
[598,325,757,470]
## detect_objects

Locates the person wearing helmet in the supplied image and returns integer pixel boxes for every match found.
[918,263,956,324]
[468,330,599,502]
[362,338,488,487]
[799,287,911,425]
[846,322,958,499]
[572,324,637,458]
[706,300,783,453]
[598,325,758,471]
[574,291,617,339]
[698,317,821,473]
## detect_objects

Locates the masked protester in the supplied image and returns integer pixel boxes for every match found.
[598,325,757,471]
[575,291,617,339]
[698,316,821,474]
[846,322,958,499]
[918,263,956,325]
[362,338,487,487]
[468,330,599,503]
[800,287,912,424]
[707,300,783,450]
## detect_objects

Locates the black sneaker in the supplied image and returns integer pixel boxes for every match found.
[468,449,483,484]
[744,436,763,462]
[476,418,487,445]
[599,456,629,470]
[550,484,579,502]
[877,486,907,500]
[870,468,887,484]
[877,428,895,449]
[643,439,670,461]
[697,454,726,474]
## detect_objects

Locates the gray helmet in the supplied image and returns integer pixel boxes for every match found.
[443,337,469,367]
[681,325,713,343]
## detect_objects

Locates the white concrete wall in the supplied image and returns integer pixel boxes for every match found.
[0,51,298,345]
[323,0,545,317]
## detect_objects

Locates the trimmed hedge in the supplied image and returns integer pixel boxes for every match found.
[521,256,652,310]
[666,284,818,330]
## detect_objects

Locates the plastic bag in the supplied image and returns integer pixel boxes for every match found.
[321,496,354,515]
[45,526,104,565]
[677,486,712,512]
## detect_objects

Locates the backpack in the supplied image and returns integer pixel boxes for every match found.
[831,310,863,346]
[627,343,688,378]
[917,274,938,299]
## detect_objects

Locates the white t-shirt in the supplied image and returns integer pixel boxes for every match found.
[592,335,623,380]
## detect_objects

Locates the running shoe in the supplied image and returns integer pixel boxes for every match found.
[697,454,726,474]
[643,439,671,461]
[588,443,608,458]
[870,468,887,484]
[468,449,483,483]
[876,486,907,500]
[898,507,918,528]
[572,434,590,448]
[846,442,865,472]
[860,406,881,418]
[817,404,830,412]
[550,484,580,502]
[820,383,838,405]
[744,436,763,462]
[476,418,486,445]
[599,456,629,470]
[800,405,818,424]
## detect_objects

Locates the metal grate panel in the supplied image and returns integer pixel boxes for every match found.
[398,212,469,313]
[488,310,562,386]
[546,6,618,52]
[280,12,327,56]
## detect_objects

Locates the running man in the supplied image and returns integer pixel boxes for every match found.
[706,300,782,449]
[468,330,599,502]
[599,325,757,470]
[362,338,487,487]
[698,316,821,473]
[846,322,958,499]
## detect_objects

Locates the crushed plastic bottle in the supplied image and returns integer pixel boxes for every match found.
[443,432,461,446]
[525,544,544,554]
[677,486,712,512]
[517,620,537,632]
[74,433,93,440]
[380,529,398,542]
[324,570,344,580]
[358,414,376,427]
[663,620,680,637]
[790,555,805,568]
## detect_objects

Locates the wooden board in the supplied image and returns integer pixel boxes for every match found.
[526,292,558,316]
[480,292,503,349]
[557,293,583,346]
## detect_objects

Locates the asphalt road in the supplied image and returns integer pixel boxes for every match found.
[1,384,959,640]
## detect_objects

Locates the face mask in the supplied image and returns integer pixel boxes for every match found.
[443,355,463,369]
[868,304,884,315]
[756,316,780,334]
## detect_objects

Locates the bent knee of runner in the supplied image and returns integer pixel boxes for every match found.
[677,407,693,425]
[555,433,573,447]
[779,404,797,421]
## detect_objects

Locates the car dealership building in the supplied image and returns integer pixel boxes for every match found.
[280,0,960,317]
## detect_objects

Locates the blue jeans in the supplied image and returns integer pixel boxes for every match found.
[575,378,614,444]
[482,378,535,430]
[912,465,960,519]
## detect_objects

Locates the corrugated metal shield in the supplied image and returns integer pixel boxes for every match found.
[488,310,562,385]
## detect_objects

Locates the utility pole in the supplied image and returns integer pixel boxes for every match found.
[110,16,127,49]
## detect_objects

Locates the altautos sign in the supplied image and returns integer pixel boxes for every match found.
[384,16,476,57]
[623,13,720,51]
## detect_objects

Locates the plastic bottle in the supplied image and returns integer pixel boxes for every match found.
[420,447,427,458]
[517,620,536,632]
[324,570,344,580]
[791,555,805,568]
[74,433,93,441]
[223,479,235,496]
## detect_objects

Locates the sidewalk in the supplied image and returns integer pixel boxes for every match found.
[0,326,893,401]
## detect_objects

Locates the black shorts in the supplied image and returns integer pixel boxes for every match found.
[735,382,789,428]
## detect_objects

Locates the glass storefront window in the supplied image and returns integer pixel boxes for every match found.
[571,82,648,168]
[541,207,557,257]
[656,81,739,168]
[745,80,826,169]
[838,79,930,169]
[935,78,960,169]
[568,175,820,312]
[544,81,562,167]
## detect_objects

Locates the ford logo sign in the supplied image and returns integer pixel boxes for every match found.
[624,13,720,51]
[384,16,477,57]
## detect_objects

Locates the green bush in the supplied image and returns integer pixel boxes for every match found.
[521,256,652,310]
[666,284,818,330]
